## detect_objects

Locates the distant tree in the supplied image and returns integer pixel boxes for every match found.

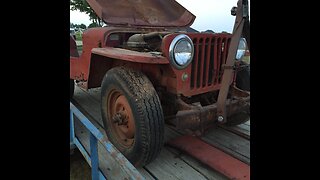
[70,23,75,28]
[88,22,101,28]
[70,0,103,26]
[79,23,87,29]
[186,27,199,33]
[204,30,215,33]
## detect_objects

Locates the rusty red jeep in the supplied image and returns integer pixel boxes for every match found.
[70,0,250,167]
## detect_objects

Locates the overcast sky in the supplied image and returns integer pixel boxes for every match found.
[70,0,248,33]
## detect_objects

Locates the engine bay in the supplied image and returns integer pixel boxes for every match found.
[106,32,171,52]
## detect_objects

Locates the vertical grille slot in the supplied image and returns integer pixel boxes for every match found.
[196,38,203,88]
[203,38,210,87]
[190,38,197,89]
[215,38,221,84]
[189,34,231,92]
[208,39,215,85]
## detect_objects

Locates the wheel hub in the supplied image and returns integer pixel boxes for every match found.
[108,92,136,148]
[112,111,128,125]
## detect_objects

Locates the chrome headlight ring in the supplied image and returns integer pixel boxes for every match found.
[169,34,194,69]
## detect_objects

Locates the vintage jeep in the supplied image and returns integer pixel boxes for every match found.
[70,0,250,167]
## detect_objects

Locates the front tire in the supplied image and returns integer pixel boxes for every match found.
[226,112,250,126]
[236,63,250,91]
[101,67,164,167]
[228,63,250,126]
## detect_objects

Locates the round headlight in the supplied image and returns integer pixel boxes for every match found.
[236,38,247,60]
[169,34,194,69]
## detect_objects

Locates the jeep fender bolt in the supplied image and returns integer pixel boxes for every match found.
[217,116,224,122]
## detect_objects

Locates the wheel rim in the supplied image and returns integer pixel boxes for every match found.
[107,90,135,148]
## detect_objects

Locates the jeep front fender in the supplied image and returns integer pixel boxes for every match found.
[91,47,169,64]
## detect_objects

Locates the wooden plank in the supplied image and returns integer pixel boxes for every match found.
[165,125,250,164]
[166,146,228,180]
[219,125,250,140]
[163,126,228,179]
[162,127,228,179]
[139,169,156,180]
[86,87,101,102]
[167,135,249,180]
[160,126,232,180]
[145,148,208,180]
[73,87,104,126]
[237,123,250,132]
[205,128,250,158]
[164,128,228,180]
[202,127,250,164]
[202,138,249,165]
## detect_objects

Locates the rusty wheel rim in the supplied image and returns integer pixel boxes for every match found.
[107,90,135,148]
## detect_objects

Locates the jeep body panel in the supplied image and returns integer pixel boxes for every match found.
[86,0,195,28]
[91,47,169,64]
[70,26,171,89]
[70,27,234,96]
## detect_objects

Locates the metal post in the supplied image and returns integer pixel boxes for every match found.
[70,110,75,146]
[90,133,99,180]
[70,102,143,179]
[216,0,247,123]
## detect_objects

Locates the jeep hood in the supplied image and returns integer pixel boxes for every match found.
[86,0,196,28]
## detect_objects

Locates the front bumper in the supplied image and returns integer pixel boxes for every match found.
[168,87,250,130]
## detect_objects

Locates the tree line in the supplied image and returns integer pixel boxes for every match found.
[70,23,87,30]
[70,0,103,28]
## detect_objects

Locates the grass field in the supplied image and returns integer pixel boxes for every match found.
[242,55,250,64]
[75,32,82,41]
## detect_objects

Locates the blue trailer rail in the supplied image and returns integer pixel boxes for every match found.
[70,102,145,180]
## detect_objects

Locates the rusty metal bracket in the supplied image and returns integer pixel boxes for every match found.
[172,96,250,130]
[216,0,248,124]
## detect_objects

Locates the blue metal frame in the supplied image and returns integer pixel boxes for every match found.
[70,102,145,180]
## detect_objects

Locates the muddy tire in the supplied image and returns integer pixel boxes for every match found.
[70,79,74,98]
[101,67,164,167]
[226,112,250,126]
[236,64,250,91]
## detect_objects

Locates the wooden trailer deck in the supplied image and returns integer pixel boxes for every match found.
[71,85,250,180]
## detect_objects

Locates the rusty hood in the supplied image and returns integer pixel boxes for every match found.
[86,0,196,28]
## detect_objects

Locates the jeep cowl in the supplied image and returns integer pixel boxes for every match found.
[70,0,250,167]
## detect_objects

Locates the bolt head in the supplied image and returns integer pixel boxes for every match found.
[181,72,188,81]
[217,116,224,122]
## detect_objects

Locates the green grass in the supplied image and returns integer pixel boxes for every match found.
[77,45,83,52]
[75,32,82,41]
[242,55,250,64]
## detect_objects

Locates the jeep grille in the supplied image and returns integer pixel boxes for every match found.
[190,35,231,90]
